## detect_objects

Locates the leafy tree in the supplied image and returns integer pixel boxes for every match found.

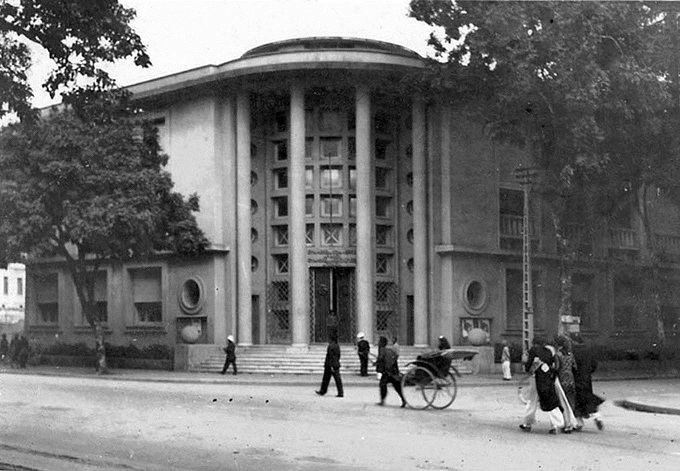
[0,0,150,120]
[409,1,680,342]
[0,91,209,373]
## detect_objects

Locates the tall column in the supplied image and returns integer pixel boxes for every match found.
[290,84,309,346]
[218,96,237,345]
[412,95,429,347]
[356,85,374,342]
[439,105,455,341]
[236,92,253,346]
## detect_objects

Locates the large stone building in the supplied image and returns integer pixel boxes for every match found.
[25,37,680,366]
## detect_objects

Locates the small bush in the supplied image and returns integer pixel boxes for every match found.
[33,341,172,360]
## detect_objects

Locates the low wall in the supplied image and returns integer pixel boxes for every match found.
[35,355,173,371]
[174,344,224,371]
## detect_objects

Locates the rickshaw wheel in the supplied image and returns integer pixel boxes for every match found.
[429,372,457,409]
[401,365,436,409]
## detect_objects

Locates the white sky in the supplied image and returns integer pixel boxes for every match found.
[29,0,436,108]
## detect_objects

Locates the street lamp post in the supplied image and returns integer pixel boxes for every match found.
[514,167,538,358]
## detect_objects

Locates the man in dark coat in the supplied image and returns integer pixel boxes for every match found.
[221,335,237,375]
[519,337,564,434]
[376,336,406,407]
[356,332,370,376]
[571,333,605,431]
[316,332,343,397]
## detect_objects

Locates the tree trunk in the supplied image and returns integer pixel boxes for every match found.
[637,184,667,350]
[93,320,108,374]
[552,210,575,336]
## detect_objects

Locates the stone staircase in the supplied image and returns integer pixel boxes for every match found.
[192,345,476,375]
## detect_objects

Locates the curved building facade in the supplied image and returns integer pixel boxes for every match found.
[26,37,680,365]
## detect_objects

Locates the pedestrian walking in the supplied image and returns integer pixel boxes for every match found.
[221,335,237,375]
[552,335,577,433]
[0,333,8,363]
[375,336,406,407]
[570,333,605,431]
[17,335,29,369]
[8,333,19,369]
[315,332,343,397]
[501,339,512,381]
[356,332,370,376]
[519,337,565,435]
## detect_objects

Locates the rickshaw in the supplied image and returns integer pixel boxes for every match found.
[400,348,478,410]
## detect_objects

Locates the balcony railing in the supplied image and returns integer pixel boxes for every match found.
[608,228,638,250]
[499,214,538,239]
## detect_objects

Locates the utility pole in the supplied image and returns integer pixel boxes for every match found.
[514,167,538,357]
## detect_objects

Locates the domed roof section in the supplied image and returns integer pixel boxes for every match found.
[242,37,421,60]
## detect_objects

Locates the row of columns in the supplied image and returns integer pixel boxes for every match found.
[231,85,429,347]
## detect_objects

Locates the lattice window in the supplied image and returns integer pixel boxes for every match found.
[273,225,288,246]
[321,224,343,246]
[375,282,400,339]
[272,310,290,330]
[306,224,315,245]
[270,281,289,303]
[274,254,289,274]
[376,310,394,331]
[376,254,392,274]
[267,281,291,344]
[376,225,392,246]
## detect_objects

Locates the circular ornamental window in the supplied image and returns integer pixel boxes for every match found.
[179,277,205,315]
[462,279,488,315]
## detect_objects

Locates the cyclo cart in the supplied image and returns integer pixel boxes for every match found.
[400,348,478,410]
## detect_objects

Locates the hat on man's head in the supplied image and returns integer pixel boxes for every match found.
[227,335,234,342]
[356,332,365,339]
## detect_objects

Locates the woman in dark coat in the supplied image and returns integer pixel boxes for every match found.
[519,337,564,434]
[571,333,605,431]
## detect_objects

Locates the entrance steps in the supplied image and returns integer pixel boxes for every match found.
[191,345,475,375]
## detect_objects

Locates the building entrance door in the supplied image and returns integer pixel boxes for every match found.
[310,267,355,344]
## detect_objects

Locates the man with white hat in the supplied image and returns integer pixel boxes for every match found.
[221,335,237,375]
[356,332,370,377]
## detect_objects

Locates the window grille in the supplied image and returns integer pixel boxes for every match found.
[321,224,343,246]
[274,225,289,246]
[274,254,289,274]
[267,281,291,344]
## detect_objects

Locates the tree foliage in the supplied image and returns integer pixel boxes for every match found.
[409,1,680,338]
[0,0,150,119]
[0,91,209,371]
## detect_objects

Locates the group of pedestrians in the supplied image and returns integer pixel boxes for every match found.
[0,332,30,369]
[519,332,604,434]
[315,332,454,408]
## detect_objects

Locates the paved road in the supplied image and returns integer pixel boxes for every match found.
[1,372,679,470]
